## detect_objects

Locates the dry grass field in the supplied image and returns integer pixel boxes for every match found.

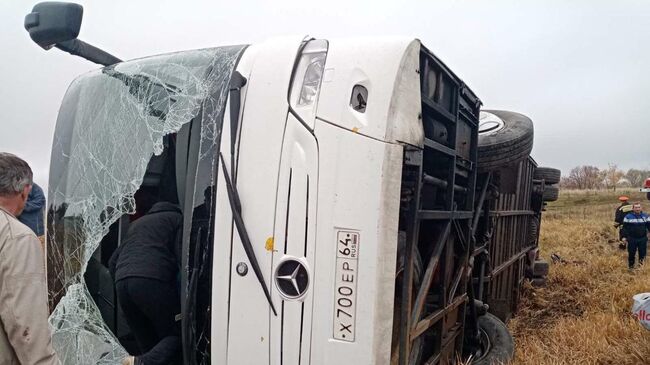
[508,189,650,365]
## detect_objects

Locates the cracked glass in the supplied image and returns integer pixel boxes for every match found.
[46,45,245,364]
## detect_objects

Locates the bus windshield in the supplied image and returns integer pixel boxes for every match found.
[46,45,244,364]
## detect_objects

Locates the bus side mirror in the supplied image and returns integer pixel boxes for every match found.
[24,2,83,50]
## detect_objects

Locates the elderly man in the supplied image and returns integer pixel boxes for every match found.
[0,153,59,364]
[621,202,650,270]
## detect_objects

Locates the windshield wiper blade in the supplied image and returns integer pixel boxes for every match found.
[219,152,278,316]
[102,68,180,120]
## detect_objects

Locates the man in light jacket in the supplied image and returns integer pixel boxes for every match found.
[0,152,59,364]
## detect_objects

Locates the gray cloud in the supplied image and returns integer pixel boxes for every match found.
[2,0,649,192]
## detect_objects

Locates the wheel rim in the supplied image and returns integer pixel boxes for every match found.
[478,111,505,135]
[473,328,492,362]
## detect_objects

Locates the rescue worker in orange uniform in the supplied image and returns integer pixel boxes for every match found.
[615,195,633,248]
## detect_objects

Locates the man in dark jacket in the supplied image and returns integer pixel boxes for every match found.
[109,201,183,365]
[17,182,45,237]
[621,202,650,270]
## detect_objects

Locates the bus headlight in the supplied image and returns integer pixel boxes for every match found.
[290,39,328,127]
[298,51,326,106]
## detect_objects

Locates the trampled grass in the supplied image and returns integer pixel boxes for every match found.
[508,189,650,365]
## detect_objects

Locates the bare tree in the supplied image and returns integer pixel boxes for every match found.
[602,163,625,191]
[625,168,650,187]
[559,165,650,190]
[562,165,602,189]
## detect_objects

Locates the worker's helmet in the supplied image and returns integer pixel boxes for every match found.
[619,195,630,202]
[645,178,650,189]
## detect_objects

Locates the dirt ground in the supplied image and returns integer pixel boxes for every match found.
[508,189,650,365]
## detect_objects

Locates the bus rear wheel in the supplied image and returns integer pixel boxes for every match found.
[472,313,514,365]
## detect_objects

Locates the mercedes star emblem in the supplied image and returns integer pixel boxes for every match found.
[274,257,310,300]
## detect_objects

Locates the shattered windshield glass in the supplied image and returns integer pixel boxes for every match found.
[46,45,244,364]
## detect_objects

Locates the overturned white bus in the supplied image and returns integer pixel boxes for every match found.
[24,2,559,365]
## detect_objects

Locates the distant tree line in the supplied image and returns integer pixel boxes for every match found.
[559,164,650,190]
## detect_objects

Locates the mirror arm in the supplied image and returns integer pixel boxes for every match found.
[55,39,122,66]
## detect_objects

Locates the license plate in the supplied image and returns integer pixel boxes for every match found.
[333,230,360,342]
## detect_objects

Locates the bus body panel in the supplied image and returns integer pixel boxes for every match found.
[211,36,305,365]
[309,119,404,365]
[316,38,422,146]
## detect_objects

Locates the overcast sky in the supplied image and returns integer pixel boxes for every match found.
[1,0,649,189]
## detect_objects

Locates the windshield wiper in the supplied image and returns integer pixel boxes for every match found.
[102,67,181,120]
[218,152,278,316]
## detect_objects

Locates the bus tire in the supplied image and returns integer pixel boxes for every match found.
[473,313,515,365]
[542,185,559,202]
[534,167,561,184]
[478,110,534,171]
